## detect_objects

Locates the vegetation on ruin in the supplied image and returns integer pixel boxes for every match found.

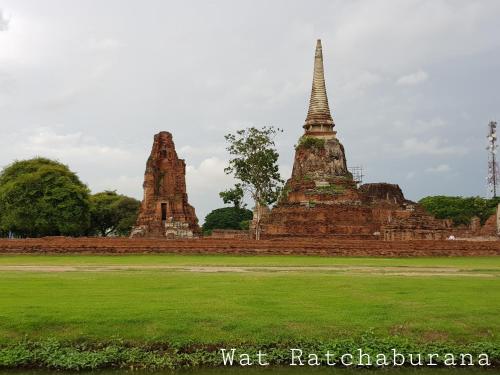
[277,184,291,203]
[314,184,346,195]
[89,191,141,236]
[419,196,500,226]
[296,136,325,150]
[0,158,91,237]
[202,207,253,234]
[222,126,284,239]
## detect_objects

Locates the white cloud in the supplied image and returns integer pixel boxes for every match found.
[426,164,451,173]
[185,157,291,220]
[396,70,429,86]
[396,137,468,156]
[24,127,134,163]
[392,118,447,134]
[85,37,124,52]
[186,157,234,192]
[40,61,113,110]
[179,144,226,158]
[342,71,382,95]
[1,0,499,206]
[279,164,292,182]
[0,9,9,31]
[236,69,308,107]
[331,1,500,73]
[0,126,145,198]
[95,175,143,197]
[186,157,236,220]
[415,117,446,130]
[0,10,56,65]
[406,171,416,180]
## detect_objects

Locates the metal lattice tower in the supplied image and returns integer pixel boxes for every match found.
[487,121,499,198]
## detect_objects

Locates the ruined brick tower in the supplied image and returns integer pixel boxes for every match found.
[131,131,200,238]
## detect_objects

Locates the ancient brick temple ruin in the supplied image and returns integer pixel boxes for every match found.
[131,131,200,238]
[258,40,496,240]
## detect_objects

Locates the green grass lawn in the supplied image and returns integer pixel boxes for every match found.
[0,255,498,345]
[1,254,499,268]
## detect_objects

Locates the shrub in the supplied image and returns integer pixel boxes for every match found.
[202,207,253,232]
[89,191,141,236]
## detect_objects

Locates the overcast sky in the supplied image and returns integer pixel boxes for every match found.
[1,0,500,221]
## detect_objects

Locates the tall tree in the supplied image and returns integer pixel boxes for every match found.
[89,191,141,236]
[0,157,90,237]
[223,126,283,239]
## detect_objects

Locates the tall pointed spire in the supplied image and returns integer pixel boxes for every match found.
[304,39,335,136]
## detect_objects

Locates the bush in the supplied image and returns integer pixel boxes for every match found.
[0,337,497,369]
[296,136,325,150]
[0,158,91,237]
[202,207,253,233]
[419,196,500,226]
[89,191,141,236]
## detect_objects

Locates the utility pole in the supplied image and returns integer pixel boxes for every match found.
[487,121,499,198]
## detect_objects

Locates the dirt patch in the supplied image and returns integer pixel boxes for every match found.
[0,265,496,277]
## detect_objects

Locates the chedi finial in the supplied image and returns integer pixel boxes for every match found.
[304,39,335,136]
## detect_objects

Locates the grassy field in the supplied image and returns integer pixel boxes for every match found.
[0,254,499,268]
[0,254,498,345]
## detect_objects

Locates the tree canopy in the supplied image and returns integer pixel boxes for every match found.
[89,190,141,236]
[223,126,283,239]
[202,207,253,234]
[219,183,245,209]
[0,157,90,237]
[419,195,500,226]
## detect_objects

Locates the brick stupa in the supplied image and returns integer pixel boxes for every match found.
[286,39,361,205]
[131,132,200,238]
[258,40,454,240]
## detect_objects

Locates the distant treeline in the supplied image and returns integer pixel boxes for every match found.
[419,196,500,226]
[2,157,498,237]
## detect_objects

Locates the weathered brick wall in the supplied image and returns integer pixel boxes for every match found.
[480,213,498,236]
[0,237,498,256]
[210,230,250,239]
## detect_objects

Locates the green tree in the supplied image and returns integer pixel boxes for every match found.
[419,195,500,226]
[0,157,90,237]
[202,207,253,234]
[219,183,245,208]
[223,126,283,239]
[89,191,141,236]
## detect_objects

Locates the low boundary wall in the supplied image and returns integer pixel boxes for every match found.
[0,237,499,256]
